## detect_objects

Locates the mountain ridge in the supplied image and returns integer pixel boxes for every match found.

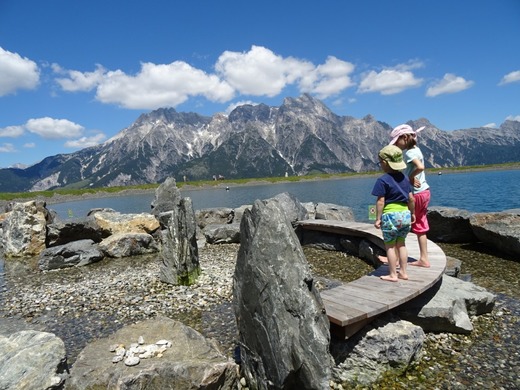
[1,94,519,193]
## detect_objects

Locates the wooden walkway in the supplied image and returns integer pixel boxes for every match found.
[297,220,447,339]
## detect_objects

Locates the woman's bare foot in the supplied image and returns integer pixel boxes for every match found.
[380,275,398,282]
[410,260,430,268]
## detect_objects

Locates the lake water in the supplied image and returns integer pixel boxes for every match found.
[50,169,520,221]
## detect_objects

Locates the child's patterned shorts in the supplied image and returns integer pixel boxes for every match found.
[381,210,411,244]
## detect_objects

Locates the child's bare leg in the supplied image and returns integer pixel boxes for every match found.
[396,242,408,280]
[410,233,430,267]
[380,244,398,282]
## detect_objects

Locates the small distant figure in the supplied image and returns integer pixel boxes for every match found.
[371,145,415,282]
[285,171,289,177]
[226,186,229,191]
[67,209,74,218]
[183,175,187,182]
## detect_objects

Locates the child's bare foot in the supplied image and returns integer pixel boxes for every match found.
[410,260,430,268]
[398,273,408,280]
[380,275,398,282]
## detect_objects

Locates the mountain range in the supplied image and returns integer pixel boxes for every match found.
[1,94,519,193]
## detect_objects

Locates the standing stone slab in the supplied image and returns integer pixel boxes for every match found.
[234,198,332,390]
[470,211,520,256]
[160,197,200,285]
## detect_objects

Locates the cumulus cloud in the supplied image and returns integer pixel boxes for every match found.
[299,56,355,98]
[24,143,36,148]
[0,47,40,96]
[483,123,497,128]
[499,70,520,85]
[357,64,423,95]
[53,63,106,92]
[54,46,356,110]
[25,117,84,139]
[506,115,520,122]
[0,125,24,137]
[0,143,16,153]
[65,133,107,148]
[426,73,474,97]
[225,100,257,114]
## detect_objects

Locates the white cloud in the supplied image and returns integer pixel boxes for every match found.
[25,117,84,139]
[95,62,235,109]
[64,133,107,148]
[24,143,36,148]
[357,67,423,95]
[216,45,313,97]
[299,56,355,98]
[54,63,106,92]
[0,143,16,153]
[483,123,497,128]
[0,125,24,137]
[506,115,520,122]
[0,47,40,96]
[426,73,474,97]
[499,70,520,85]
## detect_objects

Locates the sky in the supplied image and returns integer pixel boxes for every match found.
[1,0,519,169]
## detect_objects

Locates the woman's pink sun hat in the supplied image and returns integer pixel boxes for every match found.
[389,124,426,145]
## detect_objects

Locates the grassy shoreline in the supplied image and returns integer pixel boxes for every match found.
[1,162,519,205]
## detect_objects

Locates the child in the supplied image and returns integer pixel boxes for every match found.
[390,124,431,268]
[372,145,415,282]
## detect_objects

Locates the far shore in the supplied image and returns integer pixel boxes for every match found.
[1,163,519,207]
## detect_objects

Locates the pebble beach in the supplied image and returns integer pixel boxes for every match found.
[1,241,519,389]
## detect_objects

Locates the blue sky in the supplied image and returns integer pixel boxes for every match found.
[1,0,519,169]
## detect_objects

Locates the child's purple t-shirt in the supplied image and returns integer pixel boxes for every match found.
[371,172,411,205]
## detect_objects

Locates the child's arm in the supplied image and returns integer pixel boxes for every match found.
[374,196,385,229]
[408,193,416,224]
[409,158,424,188]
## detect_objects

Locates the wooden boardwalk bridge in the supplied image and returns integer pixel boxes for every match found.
[297,220,447,339]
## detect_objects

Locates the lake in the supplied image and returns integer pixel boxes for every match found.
[50,169,520,221]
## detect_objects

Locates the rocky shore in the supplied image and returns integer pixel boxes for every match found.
[1,240,519,388]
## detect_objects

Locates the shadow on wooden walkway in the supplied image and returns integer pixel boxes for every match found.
[297,220,447,339]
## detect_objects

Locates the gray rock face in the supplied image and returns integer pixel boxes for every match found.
[160,197,200,285]
[150,177,181,216]
[0,330,67,390]
[99,232,159,257]
[427,206,477,243]
[397,275,496,333]
[67,317,238,390]
[203,223,241,244]
[46,216,110,247]
[234,198,332,389]
[270,192,309,226]
[315,202,355,221]
[38,239,104,270]
[1,201,47,257]
[331,317,425,386]
[469,211,520,256]
[195,207,234,229]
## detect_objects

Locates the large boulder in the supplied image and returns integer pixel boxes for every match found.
[315,202,355,221]
[0,330,67,390]
[331,317,425,386]
[195,207,234,229]
[203,223,241,244]
[38,239,104,270]
[397,275,496,333]
[469,211,520,256]
[234,198,332,389]
[427,207,478,243]
[92,211,160,235]
[46,216,110,247]
[1,201,48,258]
[67,317,238,390]
[99,232,159,258]
[270,192,309,226]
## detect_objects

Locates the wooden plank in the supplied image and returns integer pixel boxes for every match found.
[298,220,447,338]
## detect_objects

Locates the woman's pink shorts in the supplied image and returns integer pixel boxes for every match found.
[412,189,430,234]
